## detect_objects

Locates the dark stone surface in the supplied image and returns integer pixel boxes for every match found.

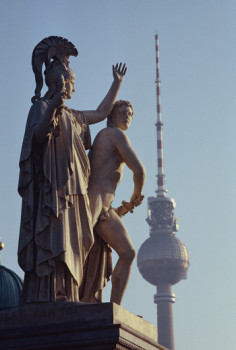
[0,302,166,350]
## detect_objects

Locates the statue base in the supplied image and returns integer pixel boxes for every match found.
[0,302,166,349]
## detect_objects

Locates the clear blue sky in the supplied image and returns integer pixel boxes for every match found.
[0,1,235,349]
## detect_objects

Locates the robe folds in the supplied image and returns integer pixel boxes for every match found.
[17,99,99,302]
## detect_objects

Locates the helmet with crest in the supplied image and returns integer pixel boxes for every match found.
[31,36,78,103]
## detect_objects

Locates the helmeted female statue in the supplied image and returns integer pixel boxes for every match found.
[18,36,126,302]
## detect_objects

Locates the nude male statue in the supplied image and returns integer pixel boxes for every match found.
[88,100,146,305]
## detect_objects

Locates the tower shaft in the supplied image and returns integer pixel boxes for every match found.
[154,283,175,350]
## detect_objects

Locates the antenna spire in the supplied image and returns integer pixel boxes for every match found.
[155,34,167,197]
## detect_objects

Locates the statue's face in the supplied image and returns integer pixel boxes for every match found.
[65,79,75,99]
[112,105,133,131]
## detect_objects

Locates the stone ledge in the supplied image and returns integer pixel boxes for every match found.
[0,302,167,350]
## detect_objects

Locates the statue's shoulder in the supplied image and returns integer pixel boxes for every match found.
[108,127,127,139]
[29,98,50,114]
[70,109,84,124]
[70,109,91,149]
[96,127,127,146]
[25,99,50,130]
[95,127,114,139]
[103,126,122,135]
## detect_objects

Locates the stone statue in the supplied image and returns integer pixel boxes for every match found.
[18,36,126,303]
[79,100,146,305]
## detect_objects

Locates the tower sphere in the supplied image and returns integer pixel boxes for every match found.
[137,234,189,286]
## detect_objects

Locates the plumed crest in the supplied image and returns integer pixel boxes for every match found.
[31,36,78,103]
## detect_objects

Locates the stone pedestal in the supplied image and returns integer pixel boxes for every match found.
[0,302,166,350]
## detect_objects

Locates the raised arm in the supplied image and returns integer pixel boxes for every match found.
[113,129,146,207]
[83,63,127,125]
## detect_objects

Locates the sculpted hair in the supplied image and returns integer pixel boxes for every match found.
[107,100,133,127]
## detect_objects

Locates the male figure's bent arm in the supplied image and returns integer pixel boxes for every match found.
[113,129,146,206]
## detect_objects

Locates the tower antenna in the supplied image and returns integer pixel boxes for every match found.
[155,34,166,197]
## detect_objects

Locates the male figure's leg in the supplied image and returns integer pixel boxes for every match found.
[95,208,136,305]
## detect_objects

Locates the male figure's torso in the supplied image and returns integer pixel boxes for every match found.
[88,126,126,214]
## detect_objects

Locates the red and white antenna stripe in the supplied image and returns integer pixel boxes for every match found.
[155,34,167,196]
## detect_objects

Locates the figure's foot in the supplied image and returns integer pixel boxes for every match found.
[56,292,68,302]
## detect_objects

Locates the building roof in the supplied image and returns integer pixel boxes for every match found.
[0,265,23,309]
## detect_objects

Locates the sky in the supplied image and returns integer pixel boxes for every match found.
[0,0,235,349]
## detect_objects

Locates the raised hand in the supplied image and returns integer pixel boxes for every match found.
[112,63,127,83]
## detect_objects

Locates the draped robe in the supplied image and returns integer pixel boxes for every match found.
[18,100,95,302]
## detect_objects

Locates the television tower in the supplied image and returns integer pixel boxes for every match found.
[137,34,190,350]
